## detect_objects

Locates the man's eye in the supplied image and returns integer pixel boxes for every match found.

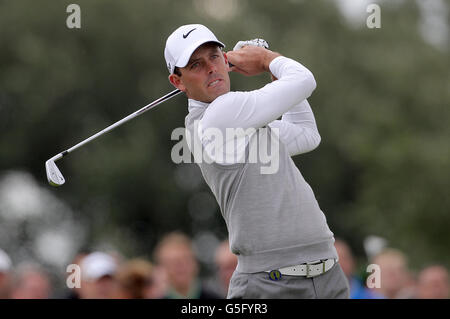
[191,62,199,69]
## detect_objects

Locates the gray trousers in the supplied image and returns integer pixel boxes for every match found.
[227,262,350,299]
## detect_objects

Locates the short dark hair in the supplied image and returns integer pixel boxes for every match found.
[174,67,182,76]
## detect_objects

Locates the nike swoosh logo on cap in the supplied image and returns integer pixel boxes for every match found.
[183,28,196,39]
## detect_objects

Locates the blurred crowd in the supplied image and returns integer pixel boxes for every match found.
[0,234,448,299]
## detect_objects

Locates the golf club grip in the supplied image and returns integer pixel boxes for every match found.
[227,39,269,69]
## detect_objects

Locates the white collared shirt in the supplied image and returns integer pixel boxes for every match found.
[187,56,321,164]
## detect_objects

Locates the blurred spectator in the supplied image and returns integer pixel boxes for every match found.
[78,251,119,299]
[415,265,449,299]
[144,265,169,299]
[214,239,237,297]
[154,231,220,299]
[334,239,383,299]
[395,270,417,299]
[10,263,52,299]
[370,248,412,298]
[116,258,154,299]
[0,248,12,299]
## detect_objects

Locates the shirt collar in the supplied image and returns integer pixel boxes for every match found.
[188,98,210,112]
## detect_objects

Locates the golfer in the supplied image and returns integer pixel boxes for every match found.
[164,24,349,299]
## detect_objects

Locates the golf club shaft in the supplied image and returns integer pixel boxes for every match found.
[53,89,182,162]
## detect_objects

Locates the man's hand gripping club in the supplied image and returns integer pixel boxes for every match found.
[227,38,280,78]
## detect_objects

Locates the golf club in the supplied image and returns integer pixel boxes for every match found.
[45,88,182,187]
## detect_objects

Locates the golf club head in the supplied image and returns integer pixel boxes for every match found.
[46,158,65,187]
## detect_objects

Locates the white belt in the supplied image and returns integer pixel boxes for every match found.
[266,259,337,279]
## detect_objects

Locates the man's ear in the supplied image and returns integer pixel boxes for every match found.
[222,51,230,70]
[169,73,186,92]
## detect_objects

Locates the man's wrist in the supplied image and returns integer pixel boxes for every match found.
[264,51,281,72]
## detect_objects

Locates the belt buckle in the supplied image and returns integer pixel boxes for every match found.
[268,269,282,281]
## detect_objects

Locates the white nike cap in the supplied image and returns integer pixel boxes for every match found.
[164,24,225,74]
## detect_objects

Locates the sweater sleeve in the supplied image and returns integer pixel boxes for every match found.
[268,99,321,156]
[200,56,317,136]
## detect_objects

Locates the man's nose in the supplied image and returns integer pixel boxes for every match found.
[206,60,217,74]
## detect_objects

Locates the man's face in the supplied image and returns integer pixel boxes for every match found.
[169,43,230,103]
[158,244,198,289]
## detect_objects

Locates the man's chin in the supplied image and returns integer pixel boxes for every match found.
[214,89,229,99]
[208,85,230,101]
[188,87,230,103]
